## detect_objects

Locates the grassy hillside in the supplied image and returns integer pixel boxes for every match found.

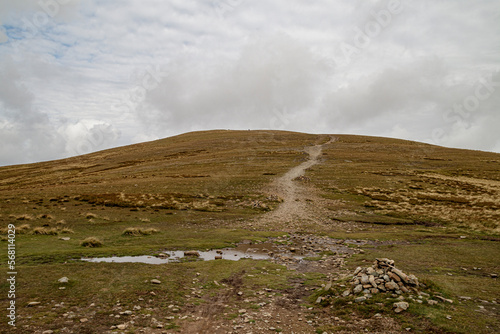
[0,130,498,333]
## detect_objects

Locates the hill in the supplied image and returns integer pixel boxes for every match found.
[1,130,499,333]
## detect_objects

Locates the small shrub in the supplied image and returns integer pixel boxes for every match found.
[58,227,74,234]
[122,227,159,236]
[81,237,103,247]
[17,224,31,234]
[31,227,59,235]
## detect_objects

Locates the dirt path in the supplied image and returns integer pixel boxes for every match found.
[253,137,337,231]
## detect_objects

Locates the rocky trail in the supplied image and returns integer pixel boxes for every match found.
[253,137,339,232]
[170,139,404,333]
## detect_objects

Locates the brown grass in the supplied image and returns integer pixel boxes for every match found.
[31,227,59,235]
[122,227,159,236]
[80,237,103,247]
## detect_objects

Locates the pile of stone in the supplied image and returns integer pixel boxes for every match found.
[348,258,419,296]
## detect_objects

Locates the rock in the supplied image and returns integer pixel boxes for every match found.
[490,273,498,278]
[42,331,54,334]
[80,318,88,323]
[238,309,247,314]
[184,251,200,257]
[324,282,332,291]
[435,296,453,304]
[150,279,161,284]
[342,289,351,297]
[366,267,375,275]
[116,324,127,330]
[392,268,409,283]
[214,255,223,260]
[353,267,363,276]
[393,301,409,313]
[427,300,438,305]
[376,258,395,267]
[355,296,367,303]
[27,301,41,307]
[360,275,370,284]
[58,277,69,283]
[369,275,377,288]
[407,274,419,286]
[385,281,399,291]
[157,253,169,258]
[353,285,363,294]
[59,237,70,241]
[388,272,401,282]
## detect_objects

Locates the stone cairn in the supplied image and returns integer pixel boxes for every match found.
[349,258,419,296]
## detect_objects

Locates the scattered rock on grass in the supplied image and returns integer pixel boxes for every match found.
[393,301,409,313]
[58,277,69,283]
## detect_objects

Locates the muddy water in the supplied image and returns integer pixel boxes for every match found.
[81,243,306,264]
[81,234,369,266]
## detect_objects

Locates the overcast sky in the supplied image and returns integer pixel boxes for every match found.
[0,0,499,166]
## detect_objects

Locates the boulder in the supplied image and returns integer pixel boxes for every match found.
[385,281,399,291]
[393,301,409,313]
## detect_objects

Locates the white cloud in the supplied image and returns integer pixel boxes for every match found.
[0,0,499,165]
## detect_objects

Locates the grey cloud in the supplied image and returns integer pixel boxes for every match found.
[141,34,331,134]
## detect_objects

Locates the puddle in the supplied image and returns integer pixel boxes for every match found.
[80,235,367,266]
[81,243,305,264]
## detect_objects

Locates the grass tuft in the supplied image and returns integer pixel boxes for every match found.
[31,227,59,235]
[80,237,103,247]
[58,227,74,234]
[122,227,159,236]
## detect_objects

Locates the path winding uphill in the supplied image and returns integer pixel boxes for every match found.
[254,137,337,231]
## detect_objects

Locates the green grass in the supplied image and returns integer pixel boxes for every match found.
[0,130,499,333]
